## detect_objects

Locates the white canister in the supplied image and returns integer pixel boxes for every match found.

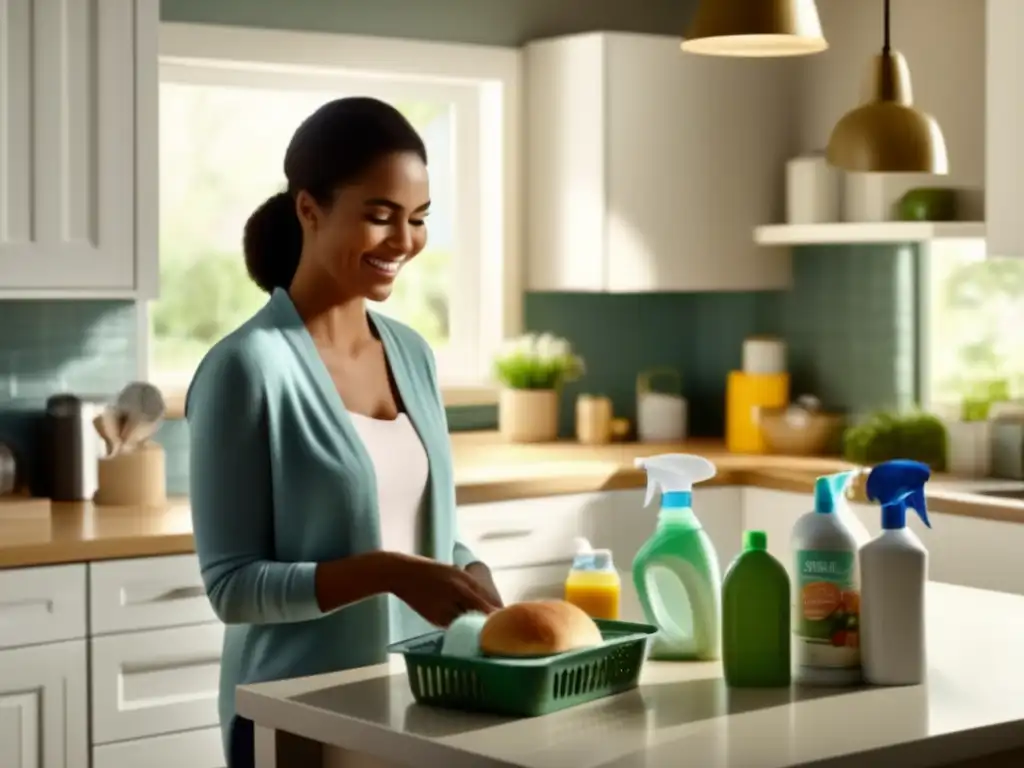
[786,154,840,224]
[742,336,787,375]
[945,419,992,478]
[636,369,687,442]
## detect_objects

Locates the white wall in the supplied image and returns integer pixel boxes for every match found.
[798,0,985,217]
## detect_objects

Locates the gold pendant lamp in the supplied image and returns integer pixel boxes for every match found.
[681,0,828,57]
[826,0,948,173]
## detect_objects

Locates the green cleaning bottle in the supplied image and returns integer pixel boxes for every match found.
[722,530,791,688]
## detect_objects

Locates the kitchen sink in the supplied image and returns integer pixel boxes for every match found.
[972,488,1024,501]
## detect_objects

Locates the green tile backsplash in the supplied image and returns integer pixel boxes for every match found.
[0,300,138,491]
[761,244,919,415]
[522,292,772,437]
[0,244,918,493]
[0,300,137,406]
[467,243,920,438]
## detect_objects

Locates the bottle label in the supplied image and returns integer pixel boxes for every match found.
[793,549,860,669]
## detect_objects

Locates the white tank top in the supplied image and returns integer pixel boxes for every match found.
[348,412,427,557]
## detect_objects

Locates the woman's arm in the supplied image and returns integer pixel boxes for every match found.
[188,345,395,624]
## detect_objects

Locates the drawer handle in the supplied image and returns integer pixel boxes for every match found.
[122,655,221,676]
[122,585,206,606]
[479,529,533,541]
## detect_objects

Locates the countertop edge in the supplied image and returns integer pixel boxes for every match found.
[234,583,1024,768]
[2,433,1024,568]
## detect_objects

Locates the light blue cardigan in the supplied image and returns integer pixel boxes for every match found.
[185,288,477,754]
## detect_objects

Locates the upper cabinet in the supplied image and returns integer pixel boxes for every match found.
[0,0,158,297]
[986,0,1024,259]
[525,33,797,293]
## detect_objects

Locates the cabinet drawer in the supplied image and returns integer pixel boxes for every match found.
[90,554,216,634]
[0,564,86,649]
[93,726,225,768]
[91,623,224,744]
[458,494,592,569]
[492,564,568,604]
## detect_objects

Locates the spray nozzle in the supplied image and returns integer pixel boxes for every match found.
[634,453,716,508]
[813,470,856,514]
[866,459,932,530]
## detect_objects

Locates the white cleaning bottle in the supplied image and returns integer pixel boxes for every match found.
[861,459,932,686]
[632,454,722,660]
[791,470,863,686]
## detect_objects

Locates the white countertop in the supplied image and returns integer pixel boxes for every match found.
[238,582,1024,768]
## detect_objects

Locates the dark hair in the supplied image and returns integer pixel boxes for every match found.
[242,97,428,293]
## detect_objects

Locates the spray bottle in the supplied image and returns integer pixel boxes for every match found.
[632,454,722,660]
[861,459,932,685]
[791,470,862,685]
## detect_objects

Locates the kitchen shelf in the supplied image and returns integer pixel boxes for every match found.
[754,222,986,246]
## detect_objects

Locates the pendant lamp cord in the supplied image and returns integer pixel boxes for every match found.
[883,0,891,52]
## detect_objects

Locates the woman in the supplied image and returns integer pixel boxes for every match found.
[186,97,502,768]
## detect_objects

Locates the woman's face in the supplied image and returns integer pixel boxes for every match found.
[297,151,430,302]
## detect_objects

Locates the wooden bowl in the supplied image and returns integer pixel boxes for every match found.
[759,408,844,456]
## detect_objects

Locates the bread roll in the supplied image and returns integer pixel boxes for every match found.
[479,600,604,657]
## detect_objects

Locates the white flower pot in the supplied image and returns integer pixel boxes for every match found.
[945,419,992,478]
[499,389,559,443]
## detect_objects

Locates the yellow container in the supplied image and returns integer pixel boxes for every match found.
[564,546,621,621]
[726,371,790,454]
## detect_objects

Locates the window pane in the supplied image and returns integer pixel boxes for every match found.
[153,82,456,385]
[925,241,1024,406]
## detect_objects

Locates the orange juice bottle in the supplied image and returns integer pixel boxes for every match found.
[564,540,621,620]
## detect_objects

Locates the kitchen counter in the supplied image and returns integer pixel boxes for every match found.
[0,432,1021,568]
[237,581,1024,768]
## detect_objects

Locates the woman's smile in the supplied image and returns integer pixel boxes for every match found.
[363,254,405,279]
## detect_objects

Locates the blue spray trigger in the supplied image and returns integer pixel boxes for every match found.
[866,460,931,531]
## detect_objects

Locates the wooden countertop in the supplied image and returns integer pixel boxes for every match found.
[0,432,1021,569]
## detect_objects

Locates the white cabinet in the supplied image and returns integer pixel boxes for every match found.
[986,0,1024,258]
[457,494,591,569]
[93,727,226,768]
[0,640,88,768]
[0,565,86,649]
[90,554,217,635]
[0,0,158,297]
[91,623,224,744]
[465,487,743,622]
[525,32,796,293]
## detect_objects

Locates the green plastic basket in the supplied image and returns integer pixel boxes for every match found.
[387,619,657,717]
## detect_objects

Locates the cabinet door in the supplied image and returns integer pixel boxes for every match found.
[90,554,217,635]
[457,494,590,569]
[603,34,795,292]
[93,727,226,768]
[986,0,1024,258]
[91,623,224,744]
[0,565,86,649]
[0,640,88,768]
[491,564,567,605]
[0,0,140,291]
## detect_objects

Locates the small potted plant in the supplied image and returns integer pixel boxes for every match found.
[493,333,584,443]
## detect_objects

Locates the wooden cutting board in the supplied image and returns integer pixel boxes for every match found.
[0,495,52,519]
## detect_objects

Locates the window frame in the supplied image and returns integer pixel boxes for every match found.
[147,23,523,413]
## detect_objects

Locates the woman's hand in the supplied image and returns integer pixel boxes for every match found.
[389,554,500,627]
[465,561,504,609]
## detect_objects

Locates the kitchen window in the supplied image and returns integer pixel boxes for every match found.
[148,24,521,412]
[919,238,1024,412]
